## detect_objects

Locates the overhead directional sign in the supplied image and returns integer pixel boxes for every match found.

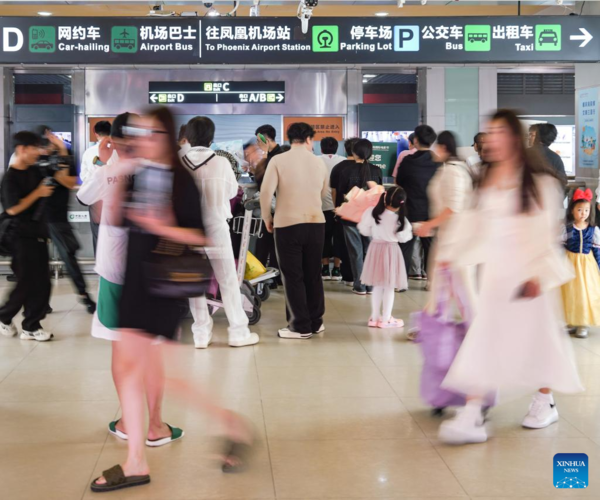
[148,81,285,104]
[0,17,598,64]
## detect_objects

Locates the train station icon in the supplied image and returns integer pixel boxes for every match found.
[313,26,339,52]
[465,25,491,51]
[536,25,561,51]
[29,26,56,53]
[111,27,138,53]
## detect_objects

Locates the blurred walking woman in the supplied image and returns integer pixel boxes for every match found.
[437,110,583,445]
[91,108,253,493]
[414,131,475,320]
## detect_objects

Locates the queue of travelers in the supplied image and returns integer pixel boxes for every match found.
[0,108,597,492]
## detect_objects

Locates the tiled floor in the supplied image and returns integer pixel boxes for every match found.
[1,276,599,499]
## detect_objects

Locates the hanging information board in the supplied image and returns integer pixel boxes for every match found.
[0,16,598,65]
[148,81,285,104]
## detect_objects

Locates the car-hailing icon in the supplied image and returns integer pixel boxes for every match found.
[538,29,558,46]
[31,40,53,50]
[468,32,488,43]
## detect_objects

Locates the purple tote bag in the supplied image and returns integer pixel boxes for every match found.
[413,268,471,408]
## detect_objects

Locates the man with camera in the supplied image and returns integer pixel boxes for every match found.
[38,126,96,314]
[0,132,54,341]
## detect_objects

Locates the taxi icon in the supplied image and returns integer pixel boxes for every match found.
[538,29,558,46]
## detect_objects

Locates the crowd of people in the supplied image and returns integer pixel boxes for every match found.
[0,106,598,491]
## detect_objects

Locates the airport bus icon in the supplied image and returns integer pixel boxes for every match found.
[111,27,138,53]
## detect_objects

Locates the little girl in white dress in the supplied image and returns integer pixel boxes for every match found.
[358,186,412,328]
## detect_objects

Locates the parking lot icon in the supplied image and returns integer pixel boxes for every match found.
[536,25,561,51]
[465,25,491,51]
[111,27,138,53]
[394,26,420,52]
[29,26,56,53]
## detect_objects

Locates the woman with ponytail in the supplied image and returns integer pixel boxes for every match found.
[357,186,412,328]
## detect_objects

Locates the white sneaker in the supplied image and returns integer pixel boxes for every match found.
[229,332,260,348]
[194,332,213,349]
[314,323,325,334]
[522,393,559,429]
[0,321,17,338]
[439,406,488,445]
[20,329,53,342]
[278,328,312,340]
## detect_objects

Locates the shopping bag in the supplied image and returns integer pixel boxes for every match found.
[413,268,473,408]
[335,184,385,223]
[245,251,267,280]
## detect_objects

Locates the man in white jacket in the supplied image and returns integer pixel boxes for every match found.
[180,117,259,348]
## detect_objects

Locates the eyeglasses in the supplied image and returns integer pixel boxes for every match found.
[122,126,168,138]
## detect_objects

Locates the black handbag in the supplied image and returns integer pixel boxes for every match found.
[0,212,17,256]
[143,238,213,299]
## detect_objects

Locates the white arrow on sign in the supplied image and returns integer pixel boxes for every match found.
[570,28,593,47]
[150,94,158,103]
[276,94,284,102]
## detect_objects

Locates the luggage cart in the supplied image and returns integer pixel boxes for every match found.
[231,198,280,302]
[205,198,264,325]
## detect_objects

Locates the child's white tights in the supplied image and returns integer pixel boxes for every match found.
[371,286,395,322]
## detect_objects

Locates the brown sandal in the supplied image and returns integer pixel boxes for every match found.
[90,464,150,493]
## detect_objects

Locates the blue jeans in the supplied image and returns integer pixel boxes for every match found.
[343,225,370,292]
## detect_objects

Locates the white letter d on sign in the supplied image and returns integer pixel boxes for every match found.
[3,28,23,52]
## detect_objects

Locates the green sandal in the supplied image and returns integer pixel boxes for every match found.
[145,424,185,447]
[90,464,150,493]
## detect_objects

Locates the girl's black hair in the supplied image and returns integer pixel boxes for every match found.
[145,106,184,171]
[372,186,407,233]
[567,198,593,225]
[353,139,374,189]
[437,130,458,160]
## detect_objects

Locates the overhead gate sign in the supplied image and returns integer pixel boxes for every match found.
[0,16,598,65]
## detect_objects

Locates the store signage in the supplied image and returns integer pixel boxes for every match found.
[0,17,598,64]
[148,81,285,104]
[283,116,343,141]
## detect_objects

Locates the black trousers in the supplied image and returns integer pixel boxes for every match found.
[48,222,87,296]
[322,210,335,259]
[335,219,353,282]
[0,237,51,331]
[90,218,99,257]
[275,223,325,334]
[401,236,433,278]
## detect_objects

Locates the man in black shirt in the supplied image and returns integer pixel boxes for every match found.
[334,139,383,295]
[254,124,284,281]
[330,137,360,285]
[0,132,54,341]
[396,125,439,282]
[38,127,96,314]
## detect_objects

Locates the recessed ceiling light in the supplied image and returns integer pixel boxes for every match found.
[364,74,377,78]
[37,11,52,16]
[375,12,389,17]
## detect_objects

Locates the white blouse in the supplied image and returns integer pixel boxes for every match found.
[358,207,413,244]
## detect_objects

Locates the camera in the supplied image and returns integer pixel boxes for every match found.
[298,0,318,35]
[36,151,72,186]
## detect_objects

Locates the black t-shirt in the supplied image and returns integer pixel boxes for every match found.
[1,167,47,238]
[332,161,383,226]
[45,159,78,223]
[395,150,439,222]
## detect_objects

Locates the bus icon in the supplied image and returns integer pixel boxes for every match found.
[111,26,138,53]
[468,32,488,43]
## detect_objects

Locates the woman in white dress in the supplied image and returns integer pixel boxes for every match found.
[437,110,583,445]
[414,130,475,320]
